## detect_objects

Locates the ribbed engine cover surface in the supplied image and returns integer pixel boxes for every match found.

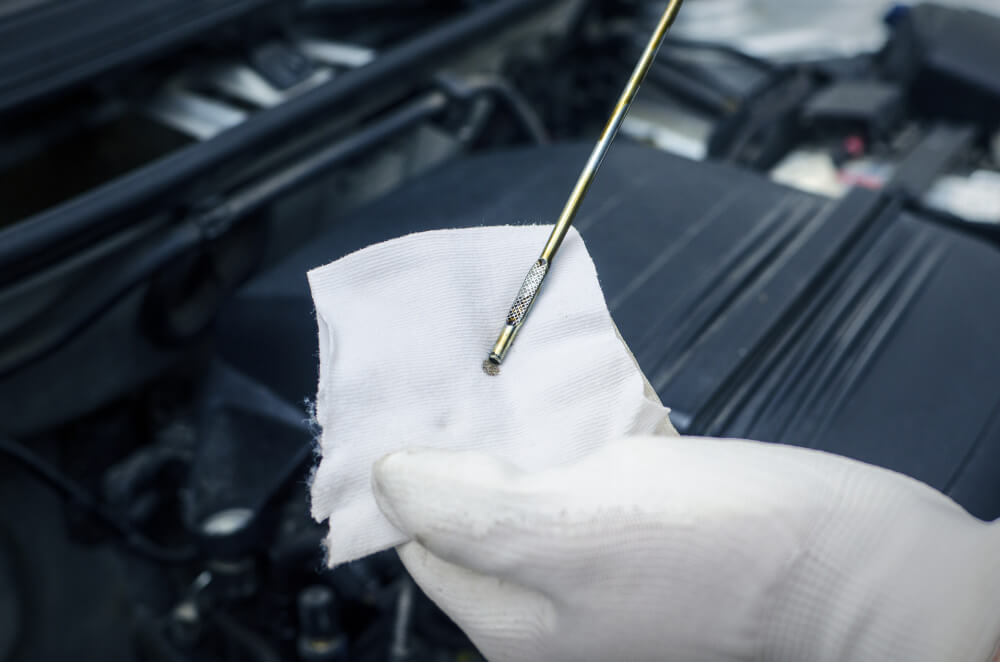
[220,143,1000,519]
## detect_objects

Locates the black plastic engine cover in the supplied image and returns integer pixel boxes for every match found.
[217,142,1000,520]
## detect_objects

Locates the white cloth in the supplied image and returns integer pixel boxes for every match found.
[307,226,674,565]
[373,436,1000,662]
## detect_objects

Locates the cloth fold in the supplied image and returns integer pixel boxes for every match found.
[308,225,674,566]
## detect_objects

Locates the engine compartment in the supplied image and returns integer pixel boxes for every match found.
[1,1,999,660]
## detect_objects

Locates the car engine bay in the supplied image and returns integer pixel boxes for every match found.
[1,1,1000,660]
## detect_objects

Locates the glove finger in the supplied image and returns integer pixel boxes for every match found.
[397,541,553,662]
[374,447,573,589]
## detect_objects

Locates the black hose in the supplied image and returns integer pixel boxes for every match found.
[435,73,550,145]
[0,222,201,380]
[663,36,777,72]
[0,94,449,379]
[196,92,449,237]
[0,0,555,280]
[0,434,197,564]
[481,77,551,145]
[644,59,734,116]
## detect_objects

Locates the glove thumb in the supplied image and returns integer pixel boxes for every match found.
[372,447,558,584]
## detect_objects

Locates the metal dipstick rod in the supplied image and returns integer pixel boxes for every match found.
[486,0,685,367]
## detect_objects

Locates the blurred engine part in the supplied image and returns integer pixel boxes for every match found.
[881,3,1000,128]
[801,80,904,142]
[922,170,1000,224]
[0,1,575,660]
[0,0,572,435]
[0,0,291,115]
[669,0,1000,61]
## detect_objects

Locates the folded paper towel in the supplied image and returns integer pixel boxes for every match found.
[308,225,675,566]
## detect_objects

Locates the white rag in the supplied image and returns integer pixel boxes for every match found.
[307,225,674,565]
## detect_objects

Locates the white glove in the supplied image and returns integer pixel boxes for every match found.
[373,435,1000,662]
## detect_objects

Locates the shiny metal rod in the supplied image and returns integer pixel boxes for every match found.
[487,0,685,366]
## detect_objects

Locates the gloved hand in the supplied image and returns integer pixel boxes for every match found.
[373,435,1000,662]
